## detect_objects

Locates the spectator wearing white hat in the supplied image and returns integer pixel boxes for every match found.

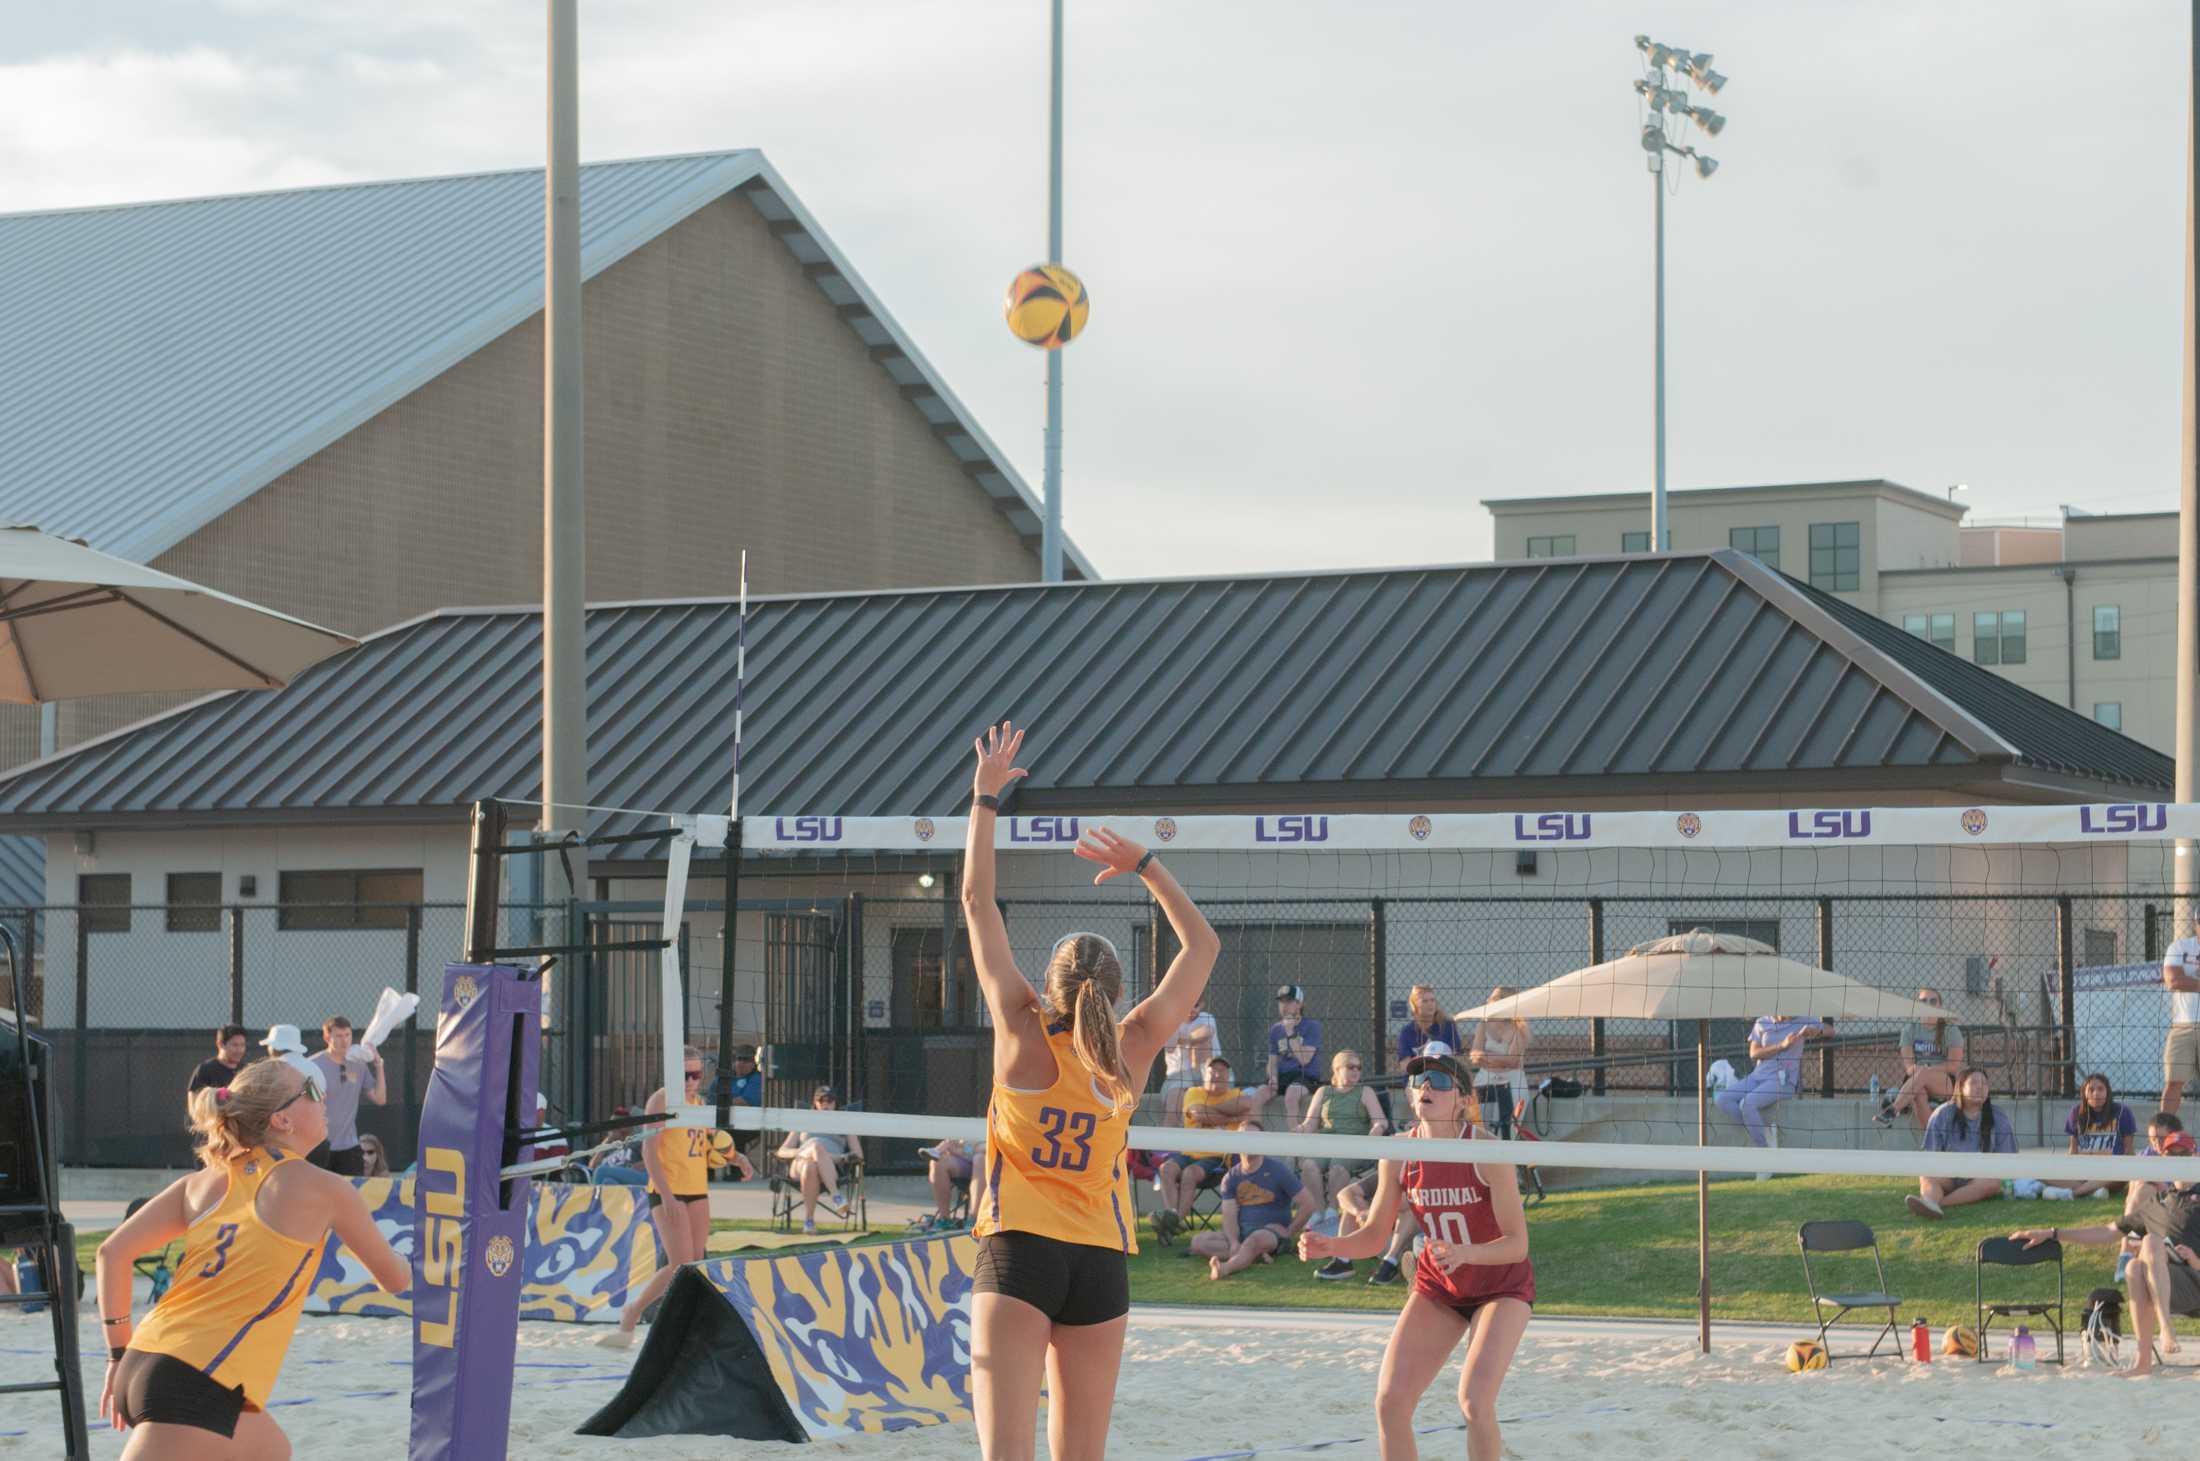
[261,1024,307,1058]
[1266,984,1325,1127]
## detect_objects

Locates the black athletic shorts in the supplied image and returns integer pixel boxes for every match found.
[1274,1070,1324,1096]
[112,1350,247,1437]
[974,1230,1130,1326]
[648,1191,707,1211]
[313,1145,366,1178]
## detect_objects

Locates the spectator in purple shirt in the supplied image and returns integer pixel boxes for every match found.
[1266,985,1325,1127]
[1396,985,1460,1065]
[1188,1121,1316,1281]
[1713,1013,1830,1148]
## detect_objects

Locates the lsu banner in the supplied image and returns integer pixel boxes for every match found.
[744,803,2200,852]
[704,1234,978,1438]
[307,1177,659,1324]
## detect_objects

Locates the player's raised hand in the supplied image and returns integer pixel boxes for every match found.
[972,721,1031,799]
[1074,827,1147,884]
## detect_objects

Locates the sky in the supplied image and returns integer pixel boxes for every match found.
[3,1,2188,581]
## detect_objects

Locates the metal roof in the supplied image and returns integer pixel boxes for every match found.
[0,551,2164,848]
[0,837,42,912]
[0,150,1089,575]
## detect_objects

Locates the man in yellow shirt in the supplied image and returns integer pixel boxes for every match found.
[1155,1057,1268,1240]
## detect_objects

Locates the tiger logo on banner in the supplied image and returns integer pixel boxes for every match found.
[306,1177,659,1323]
[706,1235,979,1437]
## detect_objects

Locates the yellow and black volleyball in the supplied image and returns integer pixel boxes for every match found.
[1004,263,1090,348]
[1941,1325,1979,1358]
[1784,1339,1828,1372]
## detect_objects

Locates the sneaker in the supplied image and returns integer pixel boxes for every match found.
[803,1219,818,1235]
[1151,1210,1183,1242]
[1314,1258,1355,1281]
[2043,1186,2075,1202]
[1368,1258,1401,1286]
[1906,1194,1944,1220]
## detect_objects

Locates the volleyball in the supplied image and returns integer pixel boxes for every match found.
[707,1129,735,1169]
[1942,1325,1979,1358]
[1784,1340,1828,1372]
[1004,263,1090,348]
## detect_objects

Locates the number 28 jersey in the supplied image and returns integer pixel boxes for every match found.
[977,1019,1137,1254]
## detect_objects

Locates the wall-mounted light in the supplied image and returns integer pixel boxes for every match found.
[917,872,938,890]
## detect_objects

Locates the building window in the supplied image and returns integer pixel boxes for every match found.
[79,873,130,935]
[1974,609,2027,666]
[1927,613,1954,651]
[1903,613,1927,638]
[1729,525,1780,569]
[166,872,221,934]
[1621,531,1650,553]
[278,869,423,930]
[2093,702,2123,732]
[1807,522,1859,591]
[2094,604,2121,660]
[1525,535,1575,558]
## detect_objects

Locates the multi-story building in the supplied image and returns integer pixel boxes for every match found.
[1487,480,2174,753]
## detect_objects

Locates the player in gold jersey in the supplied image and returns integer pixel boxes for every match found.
[963,721,1220,1461]
[94,1055,408,1457]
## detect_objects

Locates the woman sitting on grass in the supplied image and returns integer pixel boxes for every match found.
[2062,1072,2137,1199]
[1907,1068,2015,1219]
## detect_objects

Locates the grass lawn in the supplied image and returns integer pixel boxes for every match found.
[1122,1173,2178,1333]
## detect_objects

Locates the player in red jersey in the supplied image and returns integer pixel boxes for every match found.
[1300,1051,1531,1461]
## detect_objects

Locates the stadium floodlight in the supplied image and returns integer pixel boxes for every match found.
[1635,31,1730,554]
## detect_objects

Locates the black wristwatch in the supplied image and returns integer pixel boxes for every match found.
[972,793,1001,813]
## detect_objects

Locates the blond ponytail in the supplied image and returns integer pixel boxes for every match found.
[1072,973,1134,1110]
[187,1058,303,1168]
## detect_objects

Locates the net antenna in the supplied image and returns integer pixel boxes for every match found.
[713,551,749,1136]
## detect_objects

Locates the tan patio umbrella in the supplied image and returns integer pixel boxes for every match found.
[0,525,356,701]
[1456,929,1951,1354]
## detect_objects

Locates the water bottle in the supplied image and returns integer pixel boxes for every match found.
[1869,1075,1881,1105]
[15,1255,44,1316]
[2012,1325,2036,1370]
[1912,1316,1931,1362]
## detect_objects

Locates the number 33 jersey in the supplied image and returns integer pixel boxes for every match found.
[1401,1131,1535,1305]
[130,1148,327,1407]
[977,1019,1138,1254]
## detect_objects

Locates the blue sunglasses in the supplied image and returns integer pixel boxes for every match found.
[1407,1071,1458,1092]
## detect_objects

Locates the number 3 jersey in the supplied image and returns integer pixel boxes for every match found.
[977,1019,1138,1254]
[130,1148,327,1407]
[1401,1130,1535,1305]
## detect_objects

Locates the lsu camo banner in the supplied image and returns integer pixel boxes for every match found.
[308,1175,659,1324]
[742,803,2200,852]
[704,1234,977,1438]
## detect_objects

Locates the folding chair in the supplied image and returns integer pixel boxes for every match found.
[1976,1236,2064,1365]
[1798,1220,1903,1361]
[768,1145,866,1233]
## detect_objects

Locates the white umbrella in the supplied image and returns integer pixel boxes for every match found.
[0,525,356,701]
[1456,929,1952,1354]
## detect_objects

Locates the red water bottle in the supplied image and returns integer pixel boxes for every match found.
[1912,1317,1931,1362]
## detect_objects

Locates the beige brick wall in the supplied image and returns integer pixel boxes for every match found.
[26,192,1039,754]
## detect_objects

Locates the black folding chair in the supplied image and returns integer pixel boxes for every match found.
[1798,1220,1903,1361]
[1976,1236,2064,1365]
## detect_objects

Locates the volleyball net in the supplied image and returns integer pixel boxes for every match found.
[509,799,2200,1189]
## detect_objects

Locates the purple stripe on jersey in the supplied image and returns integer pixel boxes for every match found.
[986,1146,1005,1228]
[204,1246,316,1378]
[1109,1137,1131,1251]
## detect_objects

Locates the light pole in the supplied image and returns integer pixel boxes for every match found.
[1042,0,1066,582]
[1635,36,1726,551]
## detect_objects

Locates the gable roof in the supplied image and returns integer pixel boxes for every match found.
[0,149,1090,575]
[0,550,2165,848]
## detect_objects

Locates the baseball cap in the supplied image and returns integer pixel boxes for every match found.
[1419,1039,1455,1059]
[1403,1052,1471,1088]
[732,1044,758,1061]
[261,1023,306,1056]
[1275,984,1305,1003]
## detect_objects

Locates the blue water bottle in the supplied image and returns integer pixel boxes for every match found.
[15,1254,44,1315]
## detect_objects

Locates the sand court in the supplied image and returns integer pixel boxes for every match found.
[4,1303,2190,1459]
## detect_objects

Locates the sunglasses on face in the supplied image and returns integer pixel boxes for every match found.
[1341,1062,1363,1070]
[685,1069,704,1080]
[1407,1071,1458,1092]
[275,1077,326,1113]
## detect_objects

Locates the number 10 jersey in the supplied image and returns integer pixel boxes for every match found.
[976,1019,1138,1254]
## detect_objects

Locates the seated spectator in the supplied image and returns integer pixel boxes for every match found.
[1907,1069,2015,1219]
[1468,989,1531,1140]
[1295,1049,1388,1239]
[358,1133,392,1179]
[2060,1072,2137,1199]
[1266,985,1325,1127]
[2012,1115,2200,1375]
[1188,1121,1316,1280]
[1715,1011,1830,1148]
[590,1105,649,1186]
[916,1138,980,1232]
[777,1084,860,1234]
[1396,985,1459,1066]
[1876,989,1964,1134]
[1155,1056,1265,1240]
